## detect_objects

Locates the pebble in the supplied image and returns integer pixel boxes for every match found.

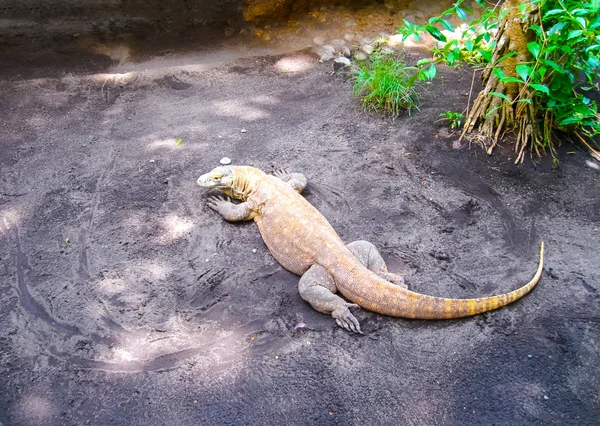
[312,36,326,46]
[220,157,232,165]
[313,45,336,62]
[149,159,155,163]
[224,27,235,37]
[381,46,395,55]
[330,39,346,47]
[344,33,354,42]
[252,249,257,253]
[334,57,351,66]
[345,19,357,27]
[241,128,247,133]
[543,395,550,400]
[362,44,374,54]
[354,51,368,61]
[342,46,351,57]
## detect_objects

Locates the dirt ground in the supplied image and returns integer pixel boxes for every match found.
[1,29,600,425]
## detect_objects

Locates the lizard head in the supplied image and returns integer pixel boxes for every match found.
[198,165,266,200]
[197,166,234,190]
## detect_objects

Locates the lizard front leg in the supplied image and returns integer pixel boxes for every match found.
[273,169,307,193]
[298,264,363,334]
[207,195,256,221]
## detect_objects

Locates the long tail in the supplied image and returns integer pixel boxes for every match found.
[335,242,544,319]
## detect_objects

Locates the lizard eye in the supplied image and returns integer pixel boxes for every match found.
[212,175,221,181]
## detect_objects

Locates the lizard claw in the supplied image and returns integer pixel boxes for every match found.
[207,195,232,211]
[273,169,289,178]
[332,304,363,334]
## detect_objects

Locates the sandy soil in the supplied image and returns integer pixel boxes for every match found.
[1,30,599,425]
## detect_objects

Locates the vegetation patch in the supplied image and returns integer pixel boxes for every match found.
[350,54,421,118]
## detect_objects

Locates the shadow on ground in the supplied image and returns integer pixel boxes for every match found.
[1,42,599,425]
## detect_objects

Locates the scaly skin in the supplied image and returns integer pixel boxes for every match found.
[198,165,544,334]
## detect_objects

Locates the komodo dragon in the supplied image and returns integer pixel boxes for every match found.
[197,165,544,334]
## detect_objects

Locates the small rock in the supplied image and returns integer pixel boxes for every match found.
[149,159,155,163]
[344,33,354,42]
[354,51,368,61]
[345,19,357,27]
[334,57,351,66]
[252,249,257,253]
[313,45,336,62]
[241,129,247,133]
[362,44,374,55]
[342,46,351,57]
[528,354,533,358]
[224,27,235,37]
[220,157,232,165]
[313,36,326,46]
[381,46,394,55]
[543,395,550,400]
[330,39,346,47]
[360,37,372,45]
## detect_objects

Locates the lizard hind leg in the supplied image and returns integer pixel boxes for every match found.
[298,264,363,334]
[346,240,407,288]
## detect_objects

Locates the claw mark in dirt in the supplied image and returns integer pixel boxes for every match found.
[75,155,116,282]
[307,180,350,212]
[52,319,290,373]
[13,226,80,336]
[190,268,231,310]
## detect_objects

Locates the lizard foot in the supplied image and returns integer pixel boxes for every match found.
[332,303,363,334]
[207,195,233,211]
[272,169,289,179]
[379,272,408,289]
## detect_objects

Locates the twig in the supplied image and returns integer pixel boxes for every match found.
[1,192,28,197]
[574,131,600,161]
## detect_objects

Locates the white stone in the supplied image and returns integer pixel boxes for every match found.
[354,51,368,61]
[312,36,326,46]
[334,57,351,66]
[362,44,374,54]
[220,157,232,165]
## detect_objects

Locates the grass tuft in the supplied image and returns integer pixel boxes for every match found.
[351,54,420,117]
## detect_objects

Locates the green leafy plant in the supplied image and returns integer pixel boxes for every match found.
[439,110,464,129]
[396,0,600,163]
[351,54,421,117]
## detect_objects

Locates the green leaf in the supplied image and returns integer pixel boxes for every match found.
[529,25,543,38]
[426,25,447,42]
[456,7,467,20]
[417,58,432,66]
[493,67,505,79]
[516,64,531,81]
[544,9,565,17]
[494,51,518,65]
[441,19,454,31]
[576,17,587,28]
[548,22,567,36]
[541,59,563,72]
[66,237,71,244]
[425,64,437,80]
[174,138,182,146]
[480,50,492,62]
[559,116,582,126]
[568,30,584,39]
[500,77,525,83]
[527,41,541,58]
[465,40,474,51]
[489,91,511,102]
[530,83,550,94]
